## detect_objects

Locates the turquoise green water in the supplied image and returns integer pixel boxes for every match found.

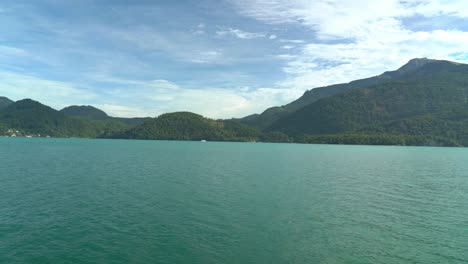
[1,138,468,263]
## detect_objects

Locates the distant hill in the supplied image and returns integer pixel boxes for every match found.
[60,105,150,126]
[112,112,261,142]
[0,99,94,137]
[0,99,129,137]
[0,96,14,109]
[60,105,110,120]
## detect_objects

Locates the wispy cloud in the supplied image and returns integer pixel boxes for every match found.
[192,23,206,35]
[95,104,150,118]
[26,74,249,118]
[229,0,468,91]
[216,27,265,39]
[80,77,299,118]
[280,39,305,44]
[0,71,97,109]
[0,45,29,57]
[281,45,295,50]
[4,0,468,118]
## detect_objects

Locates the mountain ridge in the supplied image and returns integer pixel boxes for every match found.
[239,58,450,129]
[60,105,110,120]
[1,58,468,146]
[0,99,130,137]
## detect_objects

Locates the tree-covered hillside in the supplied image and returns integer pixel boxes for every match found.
[266,59,468,146]
[2,58,468,147]
[112,112,262,142]
[0,99,129,137]
[0,96,13,110]
[60,105,110,120]
[60,105,150,126]
[240,58,454,129]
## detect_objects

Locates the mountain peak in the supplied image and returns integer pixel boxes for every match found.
[0,96,14,109]
[14,99,43,106]
[4,99,58,114]
[60,105,110,120]
[407,57,433,64]
[396,58,435,73]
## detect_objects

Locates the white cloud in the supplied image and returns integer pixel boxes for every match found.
[411,1,468,17]
[280,39,305,43]
[192,30,205,35]
[283,61,318,74]
[0,71,97,109]
[229,0,468,91]
[7,0,468,119]
[216,27,265,39]
[187,50,223,64]
[0,45,29,58]
[147,79,180,90]
[155,85,302,118]
[96,104,150,118]
[192,23,206,35]
[105,26,229,64]
[278,29,468,89]
[82,77,300,118]
[281,45,295,49]
[276,54,297,60]
[229,0,410,39]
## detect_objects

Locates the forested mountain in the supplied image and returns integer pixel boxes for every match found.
[269,59,468,133]
[60,105,110,120]
[2,58,468,146]
[0,99,128,137]
[240,58,442,129]
[60,105,150,126]
[267,59,468,146]
[0,96,13,109]
[111,112,262,142]
[0,99,95,137]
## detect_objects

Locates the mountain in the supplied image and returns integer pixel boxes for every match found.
[241,58,442,129]
[60,105,150,126]
[0,99,94,137]
[267,59,468,146]
[60,105,110,120]
[112,112,261,142]
[0,96,14,109]
[2,58,468,146]
[0,99,129,137]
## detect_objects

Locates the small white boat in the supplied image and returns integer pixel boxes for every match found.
[201,140,207,142]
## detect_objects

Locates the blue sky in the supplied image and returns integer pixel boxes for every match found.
[1,0,468,118]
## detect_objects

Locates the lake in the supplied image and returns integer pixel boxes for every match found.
[1,138,468,263]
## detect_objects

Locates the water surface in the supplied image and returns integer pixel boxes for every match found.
[1,138,468,263]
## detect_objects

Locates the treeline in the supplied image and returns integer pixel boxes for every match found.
[1,99,465,147]
[298,133,461,147]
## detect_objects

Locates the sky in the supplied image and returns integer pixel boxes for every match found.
[2,0,468,118]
